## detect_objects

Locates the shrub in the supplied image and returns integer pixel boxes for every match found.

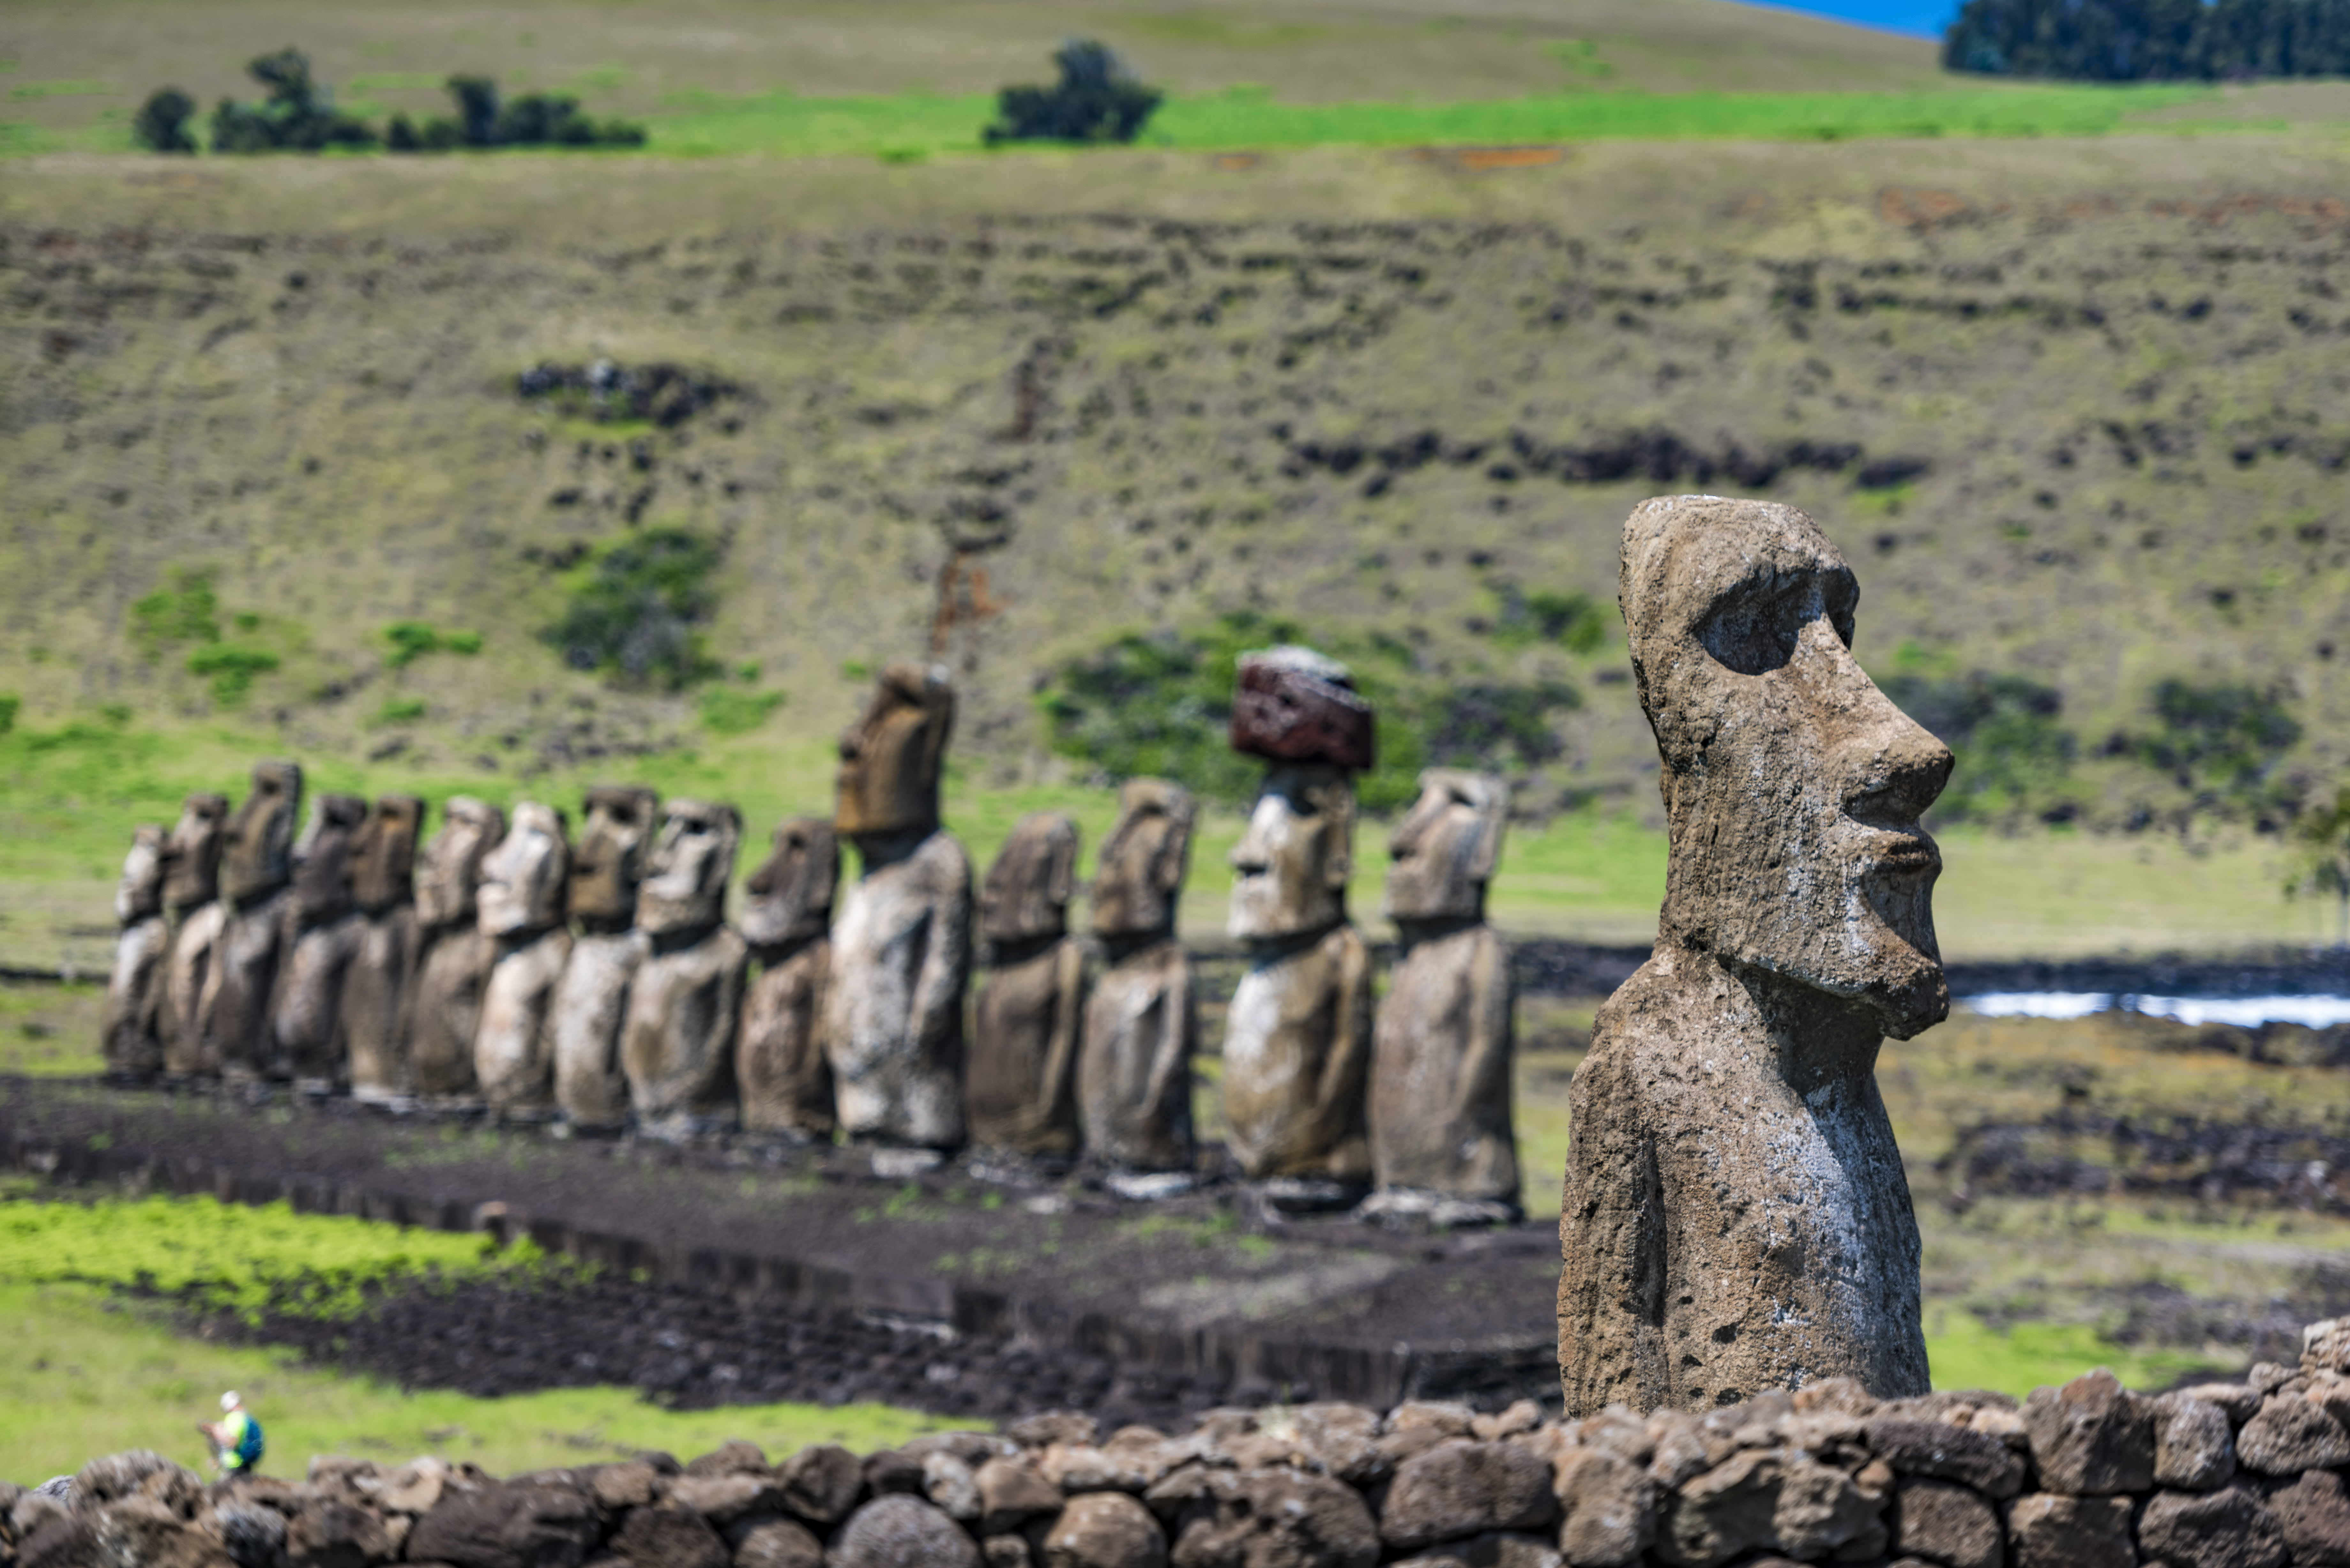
[541,527,723,690]
[132,89,198,154]
[373,698,427,726]
[209,47,377,153]
[388,74,647,152]
[985,39,1163,146]
[0,695,17,738]
[185,644,281,705]
[2136,678,2301,806]
[131,568,221,654]
[699,686,785,735]
[1880,671,2077,823]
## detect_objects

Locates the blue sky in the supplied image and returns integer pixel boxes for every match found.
[1747,0,1956,40]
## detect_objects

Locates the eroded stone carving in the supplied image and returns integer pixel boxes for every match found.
[825,664,972,1150]
[474,802,572,1118]
[622,799,747,1135]
[967,813,1084,1159]
[1077,779,1198,1173]
[102,825,169,1079]
[552,786,658,1129]
[1221,651,1374,1197]
[344,795,422,1103]
[1364,770,1518,1219]
[1558,494,1953,1415]
[212,761,303,1081]
[273,793,367,1090]
[738,817,838,1140]
[406,797,503,1102]
[160,793,229,1077]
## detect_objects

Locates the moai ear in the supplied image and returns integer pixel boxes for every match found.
[1152,788,1197,897]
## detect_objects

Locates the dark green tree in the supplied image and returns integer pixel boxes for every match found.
[985,39,1164,145]
[209,47,376,152]
[133,88,198,153]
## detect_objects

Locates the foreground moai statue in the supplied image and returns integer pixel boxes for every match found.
[1221,649,1375,1201]
[344,796,423,1103]
[474,802,572,1118]
[102,825,170,1079]
[1558,495,1954,1415]
[621,799,747,1135]
[160,793,229,1076]
[273,794,367,1090]
[213,761,303,1081]
[1077,779,1198,1174]
[406,797,504,1102]
[552,785,658,1129]
[1364,770,1518,1220]
[967,813,1084,1160]
[824,664,973,1152]
[738,817,839,1140]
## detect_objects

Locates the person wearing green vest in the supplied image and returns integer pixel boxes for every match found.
[199,1391,264,1477]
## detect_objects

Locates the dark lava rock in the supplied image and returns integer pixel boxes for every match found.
[830,1495,982,1568]
[403,1480,602,1568]
[2135,1485,2287,1568]
[2023,1369,2156,1495]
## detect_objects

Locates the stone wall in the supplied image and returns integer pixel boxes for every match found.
[18,1324,2350,1568]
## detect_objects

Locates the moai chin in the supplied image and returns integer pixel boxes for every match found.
[212,760,304,1082]
[102,825,170,1080]
[474,802,572,1119]
[344,796,423,1104]
[967,813,1084,1160]
[1364,769,1519,1221]
[160,793,229,1077]
[406,797,504,1102]
[738,817,839,1140]
[1077,778,1198,1175]
[551,785,659,1130]
[823,663,973,1153]
[1221,649,1375,1201]
[621,799,748,1135]
[1558,495,1953,1416]
[274,794,368,1091]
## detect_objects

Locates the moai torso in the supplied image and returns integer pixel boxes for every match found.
[620,799,747,1134]
[474,802,572,1118]
[552,786,657,1129]
[274,793,367,1088]
[102,825,170,1079]
[1078,779,1198,1173]
[1558,495,1952,1414]
[1220,649,1377,1191]
[406,797,503,1102]
[1368,770,1519,1210]
[212,761,303,1081]
[823,664,972,1150]
[160,793,229,1076]
[738,817,838,1140]
[968,813,1083,1159]
[344,796,422,1102]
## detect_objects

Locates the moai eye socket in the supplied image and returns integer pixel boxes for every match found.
[1697,565,1857,676]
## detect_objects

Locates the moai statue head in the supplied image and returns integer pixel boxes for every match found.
[478,802,568,938]
[1090,778,1195,941]
[835,663,955,841]
[162,793,227,913]
[741,817,839,951]
[636,799,740,936]
[1228,647,1370,943]
[117,826,168,925]
[350,796,424,916]
[416,797,504,931]
[1622,495,1953,1038]
[570,785,660,932]
[1383,770,1509,925]
[981,813,1079,948]
[222,760,304,905]
[292,794,368,925]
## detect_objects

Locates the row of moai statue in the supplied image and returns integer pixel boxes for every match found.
[102,655,1520,1211]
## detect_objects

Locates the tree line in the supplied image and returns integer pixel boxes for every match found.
[1946,0,2350,80]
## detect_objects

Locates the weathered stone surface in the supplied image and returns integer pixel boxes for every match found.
[732,1516,823,1568]
[403,1480,600,1568]
[2136,1485,2286,1568]
[1078,931,1196,1172]
[922,1452,982,1523]
[212,888,292,1081]
[1010,1413,1101,1450]
[2236,1392,2350,1474]
[739,817,838,1140]
[1864,1420,2026,1501]
[474,802,572,1118]
[2173,1384,2263,1426]
[1387,1533,1562,1568]
[549,928,647,1129]
[406,797,504,1101]
[1558,497,1949,1416]
[90,1497,232,1568]
[969,814,1084,1158]
[1165,1468,1379,1568]
[1655,1447,1880,1568]
[344,795,423,1103]
[634,799,737,938]
[163,792,228,916]
[2305,1315,2350,1375]
[159,793,230,1076]
[1888,1478,2000,1568]
[830,1495,982,1568]
[286,1497,396,1568]
[1551,1446,1654,1567]
[291,793,367,929]
[609,1504,726,1568]
[825,826,972,1149]
[569,786,659,933]
[276,792,365,1082]
[103,826,170,1077]
[2024,1369,2158,1494]
[2007,1492,2134,1568]
[665,1472,779,1524]
[2268,1466,2350,1567]
[774,1444,862,1525]
[1045,1492,1167,1568]
[621,801,746,1133]
[223,760,303,907]
[2152,1394,2236,1491]
[1230,647,1376,771]
[1381,1440,1556,1551]
[1368,908,1516,1202]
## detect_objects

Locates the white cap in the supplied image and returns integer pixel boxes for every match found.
[221,1392,240,1412]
